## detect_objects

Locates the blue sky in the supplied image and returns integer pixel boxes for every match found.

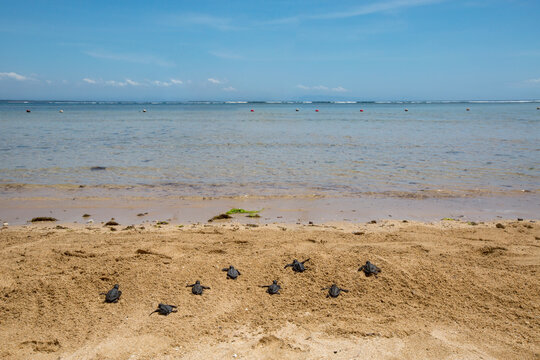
[1,0,539,101]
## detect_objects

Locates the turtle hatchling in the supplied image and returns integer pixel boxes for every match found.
[261,280,281,295]
[284,258,310,272]
[187,280,210,295]
[149,303,178,316]
[322,284,349,298]
[358,261,381,277]
[222,265,241,279]
[100,284,122,303]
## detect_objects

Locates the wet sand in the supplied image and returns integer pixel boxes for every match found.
[1,192,539,226]
[0,220,538,359]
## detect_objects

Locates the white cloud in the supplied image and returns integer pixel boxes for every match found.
[297,84,346,91]
[269,0,443,23]
[313,85,329,90]
[170,78,183,84]
[208,78,222,84]
[0,72,30,81]
[525,78,540,83]
[125,79,140,86]
[83,78,97,84]
[222,86,236,91]
[106,80,127,87]
[152,80,172,87]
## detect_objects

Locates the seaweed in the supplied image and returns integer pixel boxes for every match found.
[225,208,260,215]
[208,213,232,222]
[31,217,57,222]
[156,221,169,225]
[82,214,91,218]
[104,220,119,226]
[246,213,261,218]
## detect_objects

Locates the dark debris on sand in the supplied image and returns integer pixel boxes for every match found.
[208,213,232,222]
[31,217,57,222]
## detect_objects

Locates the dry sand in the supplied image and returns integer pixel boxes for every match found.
[0,220,538,359]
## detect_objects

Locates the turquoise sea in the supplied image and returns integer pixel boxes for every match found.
[0,101,538,198]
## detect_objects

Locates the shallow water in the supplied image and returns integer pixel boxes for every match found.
[0,101,538,198]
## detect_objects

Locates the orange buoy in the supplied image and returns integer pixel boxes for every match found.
[315,109,319,112]
[250,109,254,112]
[360,109,364,112]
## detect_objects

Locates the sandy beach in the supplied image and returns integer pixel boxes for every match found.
[0,219,538,359]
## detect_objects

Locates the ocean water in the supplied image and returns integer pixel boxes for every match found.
[0,101,538,198]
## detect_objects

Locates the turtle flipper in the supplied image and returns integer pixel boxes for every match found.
[186,284,195,287]
[202,286,210,289]
[149,310,159,316]
[341,289,349,293]
[302,258,310,264]
[284,263,292,269]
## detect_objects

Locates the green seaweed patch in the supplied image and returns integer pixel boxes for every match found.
[226,208,261,215]
[208,213,232,222]
[441,218,456,221]
[178,225,184,228]
[104,220,119,226]
[246,213,261,218]
[157,221,169,225]
[31,217,57,222]
[467,221,478,226]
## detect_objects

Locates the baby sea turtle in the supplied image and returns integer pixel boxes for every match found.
[149,303,178,316]
[222,265,241,279]
[358,261,381,277]
[100,284,121,303]
[261,280,281,295]
[187,280,210,295]
[322,284,349,298]
[284,258,310,272]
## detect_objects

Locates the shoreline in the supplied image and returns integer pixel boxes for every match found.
[1,192,539,226]
[1,220,538,359]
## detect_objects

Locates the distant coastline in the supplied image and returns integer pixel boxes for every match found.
[2,99,540,105]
